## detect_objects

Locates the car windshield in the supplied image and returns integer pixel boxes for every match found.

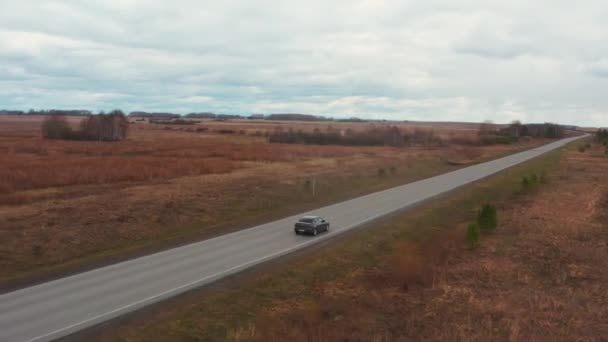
[299,218,315,223]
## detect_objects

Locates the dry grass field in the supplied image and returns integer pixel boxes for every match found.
[90,137,608,342]
[240,141,608,341]
[0,115,546,286]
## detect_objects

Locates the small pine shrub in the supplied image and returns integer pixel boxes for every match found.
[530,173,538,184]
[303,179,312,190]
[522,176,531,190]
[389,166,397,175]
[522,173,545,191]
[467,223,480,248]
[478,204,498,232]
[377,168,386,177]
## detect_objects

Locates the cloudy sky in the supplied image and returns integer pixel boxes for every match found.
[0,1,607,126]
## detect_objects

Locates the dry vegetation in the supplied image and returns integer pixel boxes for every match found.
[236,141,608,341]
[90,138,608,342]
[0,115,548,286]
[143,118,488,140]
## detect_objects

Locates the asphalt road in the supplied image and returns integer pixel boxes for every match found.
[0,135,584,342]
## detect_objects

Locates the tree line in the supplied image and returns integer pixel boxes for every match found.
[596,128,608,144]
[268,126,441,147]
[42,110,129,141]
[1,109,92,116]
[479,121,566,144]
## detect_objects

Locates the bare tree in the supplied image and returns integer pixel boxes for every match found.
[78,110,130,141]
[478,120,496,136]
[42,115,73,139]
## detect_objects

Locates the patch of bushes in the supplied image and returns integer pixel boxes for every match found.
[78,112,129,141]
[215,129,237,134]
[521,172,547,191]
[479,121,566,146]
[540,172,549,184]
[303,179,311,190]
[42,111,129,141]
[150,119,199,125]
[578,143,592,153]
[521,176,531,189]
[466,223,480,248]
[268,126,442,147]
[596,129,608,144]
[465,203,498,247]
[41,115,73,139]
[477,204,498,232]
[479,135,519,145]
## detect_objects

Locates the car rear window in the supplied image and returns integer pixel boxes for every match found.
[299,218,315,223]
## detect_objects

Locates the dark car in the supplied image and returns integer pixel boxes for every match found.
[294,216,330,236]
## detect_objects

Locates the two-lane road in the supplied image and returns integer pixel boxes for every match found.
[0,135,584,341]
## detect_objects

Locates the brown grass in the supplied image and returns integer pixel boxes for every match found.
[233,141,608,341]
[0,128,368,195]
[142,118,487,140]
[0,115,546,286]
[81,142,568,342]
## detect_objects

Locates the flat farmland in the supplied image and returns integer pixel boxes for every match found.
[0,115,546,287]
[136,117,489,140]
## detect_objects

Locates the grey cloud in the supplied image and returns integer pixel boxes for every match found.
[587,60,608,78]
[0,1,606,126]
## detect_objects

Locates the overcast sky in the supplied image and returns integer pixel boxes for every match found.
[1,1,607,126]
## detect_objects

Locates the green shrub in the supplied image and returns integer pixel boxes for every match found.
[477,204,498,232]
[530,173,538,184]
[303,179,311,190]
[521,176,531,190]
[389,166,397,175]
[467,223,480,248]
[377,168,386,177]
[522,173,546,191]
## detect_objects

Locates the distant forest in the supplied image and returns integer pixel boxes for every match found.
[0,109,369,122]
[1,109,93,116]
[0,110,585,134]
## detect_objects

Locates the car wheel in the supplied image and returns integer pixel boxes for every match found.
[294,230,299,235]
